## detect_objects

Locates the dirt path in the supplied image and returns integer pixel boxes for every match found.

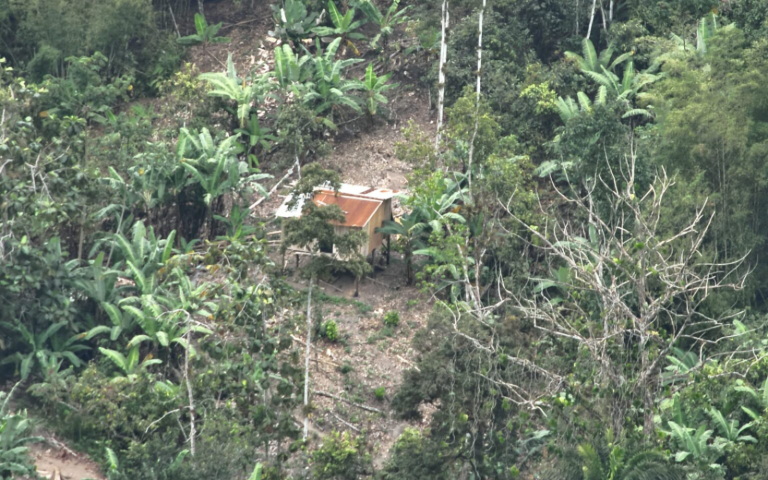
[30,441,104,480]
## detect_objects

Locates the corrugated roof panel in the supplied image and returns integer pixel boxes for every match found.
[313,192,382,227]
[337,184,371,195]
[275,194,306,218]
[363,188,400,200]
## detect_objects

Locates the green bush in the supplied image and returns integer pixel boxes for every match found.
[311,431,368,480]
[339,362,354,374]
[383,311,400,327]
[374,387,386,401]
[2,0,176,87]
[380,427,450,480]
[0,384,42,479]
[325,320,340,342]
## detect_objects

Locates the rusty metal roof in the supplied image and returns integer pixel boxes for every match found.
[313,191,383,227]
[275,183,397,221]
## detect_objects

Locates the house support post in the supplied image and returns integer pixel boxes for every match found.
[386,236,391,266]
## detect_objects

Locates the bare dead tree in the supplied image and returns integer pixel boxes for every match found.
[500,146,750,436]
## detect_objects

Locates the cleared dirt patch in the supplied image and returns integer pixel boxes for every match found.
[30,440,104,480]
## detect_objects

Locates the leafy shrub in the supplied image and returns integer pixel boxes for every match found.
[269,0,320,44]
[0,384,42,479]
[380,428,450,480]
[374,387,386,401]
[2,0,176,87]
[325,320,340,342]
[383,311,400,327]
[312,431,368,480]
[339,362,354,374]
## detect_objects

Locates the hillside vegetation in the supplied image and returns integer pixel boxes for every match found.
[4,0,768,479]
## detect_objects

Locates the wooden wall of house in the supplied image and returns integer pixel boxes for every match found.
[333,225,369,256]
[364,199,392,254]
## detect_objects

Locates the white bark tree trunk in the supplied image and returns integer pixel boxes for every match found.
[586,0,597,38]
[435,0,449,149]
[475,0,485,100]
[302,276,314,440]
[466,0,486,195]
[184,313,196,456]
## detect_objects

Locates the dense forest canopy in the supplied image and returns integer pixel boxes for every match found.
[3,0,768,479]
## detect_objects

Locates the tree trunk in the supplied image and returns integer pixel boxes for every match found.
[475,0,486,100]
[185,314,196,456]
[640,341,655,438]
[176,195,184,244]
[466,0,486,196]
[206,205,214,240]
[406,254,413,286]
[386,235,391,266]
[197,0,204,15]
[435,0,449,149]
[303,276,314,441]
[586,0,597,39]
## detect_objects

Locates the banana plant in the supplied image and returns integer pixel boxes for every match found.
[85,301,136,342]
[236,114,277,167]
[707,408,756,444]
[662,347,700,385]
[248,463,263,480]
[214,204,257,242]
[171,268,218,324]
[0,383,42,479]
[121,294,184,351]
[564,38,662,120]
[313,0,366,55]
[376,206,430,285]
[358,0,410,50]
[272,43,312,89]
[74,252,119,304]
[105,445,187,480]
[556,87,607,122]
[296,38,363,124]
[561,443,682,480]
[98,346,162,381]
[199,54,273,128]
[269,0,320,44]
[177,13,231,66]
[353,63,398,117]
[671,13,720,56]
[0,321,87,381]
[119,281,213,355]
[109,221,176,295]
[580,60,662,118]
[667,421,725,465]
[177,127,270,238]
[736,377,768,422]
[565,38,632,77]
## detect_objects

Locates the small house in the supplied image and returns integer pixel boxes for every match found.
[276,184,399,263]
